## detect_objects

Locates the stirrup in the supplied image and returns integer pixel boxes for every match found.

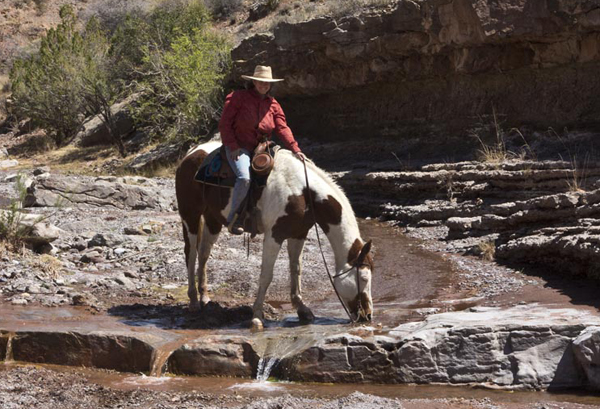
[227,215,244,235]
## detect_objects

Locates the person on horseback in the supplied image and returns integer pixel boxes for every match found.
[219,65,306,235]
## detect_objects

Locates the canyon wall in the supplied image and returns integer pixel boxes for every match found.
[232,0,600,143]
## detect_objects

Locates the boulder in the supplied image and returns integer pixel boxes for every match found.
[168,336,258,378]
[573,326,600,389]
[24,175,176,211]
[73,94,138,147]
[126,142,185,172]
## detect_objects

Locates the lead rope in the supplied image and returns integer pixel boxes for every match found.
[302,159,356,323]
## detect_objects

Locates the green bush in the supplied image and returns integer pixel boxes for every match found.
[134,27,231,142]
[10,0,231,149]
[0,175,29,249]
[10,6,115,147]
[113,0,231,143]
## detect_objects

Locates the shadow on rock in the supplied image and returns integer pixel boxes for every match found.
[107,302,253,330]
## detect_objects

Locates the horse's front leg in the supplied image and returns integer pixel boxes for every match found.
[251,236,282,330]
[183,221,199,311]
[287,238,314,323]
[197,215,221,307]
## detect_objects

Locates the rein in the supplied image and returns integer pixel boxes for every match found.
[302,159,361,324]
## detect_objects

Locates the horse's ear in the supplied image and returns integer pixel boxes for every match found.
[358,240,372,263]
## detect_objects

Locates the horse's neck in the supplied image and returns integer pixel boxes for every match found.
[322,212,361,272]
[275,153,361,270]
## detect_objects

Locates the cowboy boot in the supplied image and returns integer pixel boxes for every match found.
[227,213,244,235]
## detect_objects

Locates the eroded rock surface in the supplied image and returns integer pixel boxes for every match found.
[339,160,600,279]
[24,174,176,211]
[233,1,600,139]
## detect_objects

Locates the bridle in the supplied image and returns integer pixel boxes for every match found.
[302,159,369,323]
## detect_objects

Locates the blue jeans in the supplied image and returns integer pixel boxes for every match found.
[225,146,251,223]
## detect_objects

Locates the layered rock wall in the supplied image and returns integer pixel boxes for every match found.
[233,0,600,140]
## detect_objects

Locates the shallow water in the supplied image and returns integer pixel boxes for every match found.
[4,362,600,406]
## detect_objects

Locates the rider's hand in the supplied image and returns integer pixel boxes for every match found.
[231,148,242,160]
[295,152,306,162]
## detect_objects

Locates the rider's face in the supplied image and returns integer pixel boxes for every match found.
[253,80,271,95]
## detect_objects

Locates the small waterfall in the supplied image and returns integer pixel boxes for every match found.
[5,333,14,362]
[253,330,321,382]
[256,356,280,382]
[149,348,172,377]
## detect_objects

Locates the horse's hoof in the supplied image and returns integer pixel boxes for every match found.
[200,295,211,307]
[189,302,200,312]
[298,306,315,324]
[250,318,264,331]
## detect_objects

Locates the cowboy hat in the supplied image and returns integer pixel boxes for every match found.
[241,65,284,82]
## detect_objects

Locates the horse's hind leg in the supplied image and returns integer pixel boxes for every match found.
[252,236,282,329]
[182,220,199,311]
[288,238,315,323]
[196,215,221,307]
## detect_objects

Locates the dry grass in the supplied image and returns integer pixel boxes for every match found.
[477,240,495,261]
[27,254,63,278]
[472,108,533,164]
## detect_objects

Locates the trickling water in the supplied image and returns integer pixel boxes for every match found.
[149,349,171,377]
[256,357,280,382]
[5,333,14,362]
[253,328,325,382]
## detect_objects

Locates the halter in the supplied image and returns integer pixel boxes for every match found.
[302,159,367,323]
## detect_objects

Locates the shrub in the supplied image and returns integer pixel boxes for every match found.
[204,0,244,16]
[10,6,115,147]
[134,27,231,142]
[0,175,29,249]
[113,0,231,143]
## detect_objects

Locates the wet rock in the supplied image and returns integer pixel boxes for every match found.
[573,326,600,389]
[169,336,257,378]
[278,306,599,389]
[71,293,98,307]
[11,331,162,372]
[0,333,7,360]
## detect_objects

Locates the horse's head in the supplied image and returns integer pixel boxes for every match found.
[334,240,373,322]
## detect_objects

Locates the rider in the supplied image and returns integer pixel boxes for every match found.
[219,65,306,235]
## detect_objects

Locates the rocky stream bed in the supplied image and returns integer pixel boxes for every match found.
[1,150,600,408]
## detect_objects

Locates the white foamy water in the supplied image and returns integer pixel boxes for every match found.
[119,375,183,387]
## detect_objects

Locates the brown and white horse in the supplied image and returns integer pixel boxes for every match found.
[175,141,373,329]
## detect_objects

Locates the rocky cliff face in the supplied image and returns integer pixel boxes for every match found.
[232,0,600,143]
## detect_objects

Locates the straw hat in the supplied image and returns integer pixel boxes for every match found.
[241,65,284,82]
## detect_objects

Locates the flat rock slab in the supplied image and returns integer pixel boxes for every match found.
[23,175,176,211]
[3,305,600,389]
[281,305,600,389]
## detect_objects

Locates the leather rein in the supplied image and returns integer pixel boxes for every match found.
[302,159,366,323]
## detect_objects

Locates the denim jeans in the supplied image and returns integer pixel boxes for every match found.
[225,146,251,223]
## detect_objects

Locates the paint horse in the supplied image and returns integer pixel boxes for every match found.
[175,141,373,329]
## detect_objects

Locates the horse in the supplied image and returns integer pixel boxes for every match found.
[175,141,373,329]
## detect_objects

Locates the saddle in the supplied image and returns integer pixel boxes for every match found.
[194,140,276,188]
[194,140,278,236]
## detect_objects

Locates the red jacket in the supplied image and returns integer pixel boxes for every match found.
[219,89,301,154]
